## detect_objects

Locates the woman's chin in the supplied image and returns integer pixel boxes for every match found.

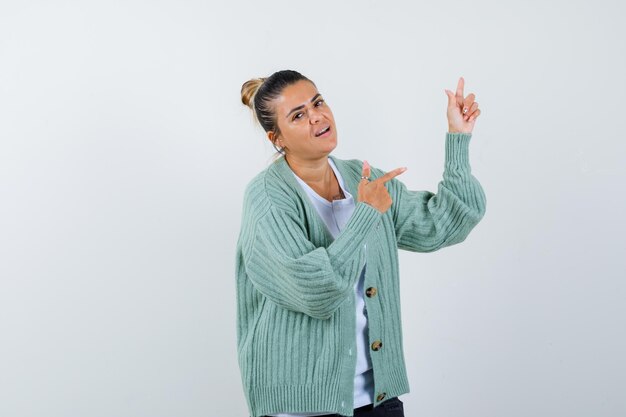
[322,136,337,152]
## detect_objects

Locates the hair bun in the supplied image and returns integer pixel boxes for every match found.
[240,78,267,109]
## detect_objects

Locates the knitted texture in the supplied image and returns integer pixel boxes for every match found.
[235,132,486,417]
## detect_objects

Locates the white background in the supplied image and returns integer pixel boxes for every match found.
[1,1,625,416]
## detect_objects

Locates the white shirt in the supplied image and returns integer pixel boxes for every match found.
[268,157,374,417]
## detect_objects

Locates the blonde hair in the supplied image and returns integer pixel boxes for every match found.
[240,78,267,111]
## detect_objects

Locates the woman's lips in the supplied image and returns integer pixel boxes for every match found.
[315,126,331,138]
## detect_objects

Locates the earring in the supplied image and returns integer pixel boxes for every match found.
[272,140,285,154]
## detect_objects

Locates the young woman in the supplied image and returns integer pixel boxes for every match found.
[235,70,485,417]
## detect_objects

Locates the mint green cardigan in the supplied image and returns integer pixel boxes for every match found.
[235,132,486,417]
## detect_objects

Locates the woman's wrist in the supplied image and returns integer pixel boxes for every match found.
[448,128,471,134]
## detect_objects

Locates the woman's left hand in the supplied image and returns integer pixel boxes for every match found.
[445,76,481,134]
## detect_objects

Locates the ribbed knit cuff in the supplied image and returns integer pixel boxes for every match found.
[445,132,472,167]
[344,201,382,237]
[326,201,382,264]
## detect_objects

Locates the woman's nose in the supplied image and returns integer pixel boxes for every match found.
[309,108,323,123]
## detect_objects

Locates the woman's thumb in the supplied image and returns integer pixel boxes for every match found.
[445,89,456,108]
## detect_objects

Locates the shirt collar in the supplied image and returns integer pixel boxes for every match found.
[271,154,359,205]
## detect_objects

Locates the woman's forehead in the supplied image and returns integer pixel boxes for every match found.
[276,80,319,107]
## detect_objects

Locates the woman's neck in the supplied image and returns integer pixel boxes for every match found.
[284,154,331,183]
[285,154,344,202]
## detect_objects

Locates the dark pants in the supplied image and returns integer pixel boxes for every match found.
[260,396,404,417]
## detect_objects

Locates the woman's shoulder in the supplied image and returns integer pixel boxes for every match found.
[241,161,300,218]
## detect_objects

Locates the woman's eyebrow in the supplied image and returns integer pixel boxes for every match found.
[285,93,322,118]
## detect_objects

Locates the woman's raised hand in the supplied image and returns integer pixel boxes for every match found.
[357,160,407,214]
[445,76,481,134]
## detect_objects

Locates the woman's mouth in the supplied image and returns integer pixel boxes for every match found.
[315,126,331,138]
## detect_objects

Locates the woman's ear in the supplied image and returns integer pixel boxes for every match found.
[268,131,284,146]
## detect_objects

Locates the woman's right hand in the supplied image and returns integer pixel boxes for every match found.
[357,160,407,213]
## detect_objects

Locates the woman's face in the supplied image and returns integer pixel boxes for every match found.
[270,80,337,160]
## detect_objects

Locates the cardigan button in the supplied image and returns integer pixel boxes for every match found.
[376,392,386,402]
[371,340,383,351]
[365,287,377,297]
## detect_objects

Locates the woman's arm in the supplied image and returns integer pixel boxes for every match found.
[385,132,486,252]
[239,200,382,320]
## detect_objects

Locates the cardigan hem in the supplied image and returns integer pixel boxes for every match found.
[245,365,410,417]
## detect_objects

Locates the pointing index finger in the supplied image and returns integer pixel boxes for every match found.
[376,166,408,183]
[456,76,464,107]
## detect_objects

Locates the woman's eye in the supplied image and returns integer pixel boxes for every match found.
[293,100,324,121]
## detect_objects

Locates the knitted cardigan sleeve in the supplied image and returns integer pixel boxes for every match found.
[384,132,487,252]
[241,196,382,320]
